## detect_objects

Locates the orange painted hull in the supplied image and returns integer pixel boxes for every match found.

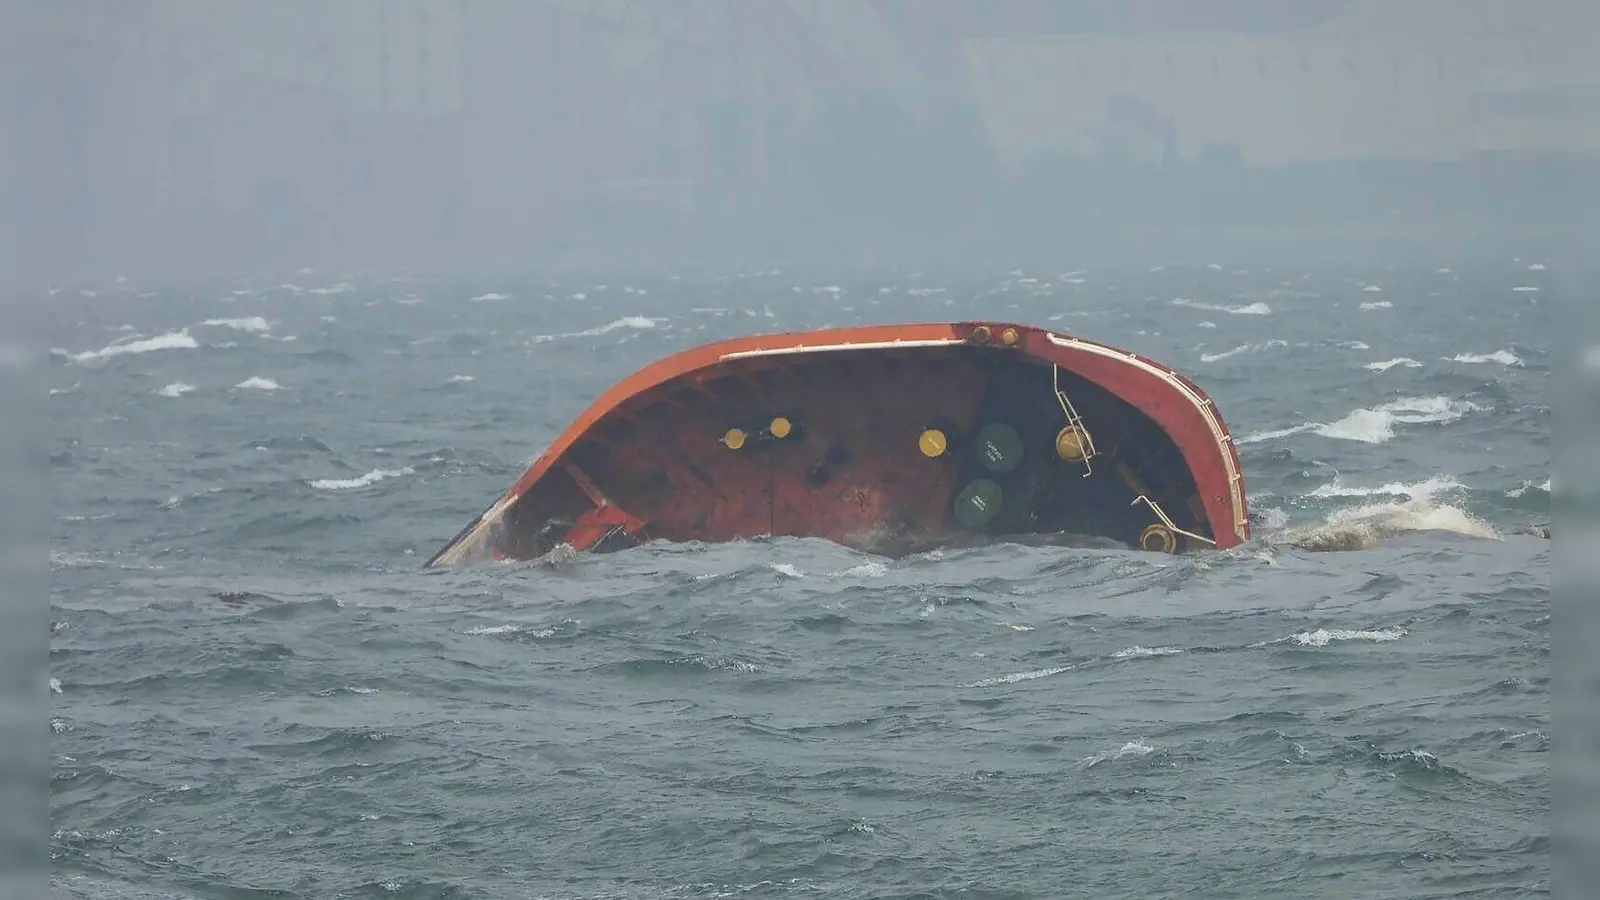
[425,321,1250,565]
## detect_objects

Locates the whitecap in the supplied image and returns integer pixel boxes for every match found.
[1081,739,1156,767]
[529,316,662,344]
[50,551,106,569]
[155,382,195,398]
[234,377,282,391]
[1363,357,1421,372]
[1359,300,1393,310]
[201,316,271,333]
[829,561,887,578]
[1291,627,1406,647]
[1272,488,1499,550]
[1449,350,1522,367]
[1505,478,1551,498]
[470,292,509,302]
[463,623,554,637]
[1199,339,1286,362]
[964,666,1071,688]
[1172,298,1271,315]
[1109,646,1182,659]
[1305,475,1463,500]
[60,330,198,363]
[1253,506,1289,529]
[309,466,414,491]
[1238,396,1478,445]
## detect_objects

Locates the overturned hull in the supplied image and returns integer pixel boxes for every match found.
[426,322,1250,565]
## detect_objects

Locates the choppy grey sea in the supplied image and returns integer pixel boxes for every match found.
[49,262,1550,899]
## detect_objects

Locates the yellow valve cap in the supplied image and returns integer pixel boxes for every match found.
[722,428,747,450]
[1140,523,1176,553]
[1055,425,1090,460]
[918,428,948,458]
[769,416,792,439]
[1001,327,1019,345]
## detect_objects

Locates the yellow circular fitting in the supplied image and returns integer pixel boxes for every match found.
[721,428,747,450]
[971,325,991,343]
[918,428,948,458]
[769,416,792,439]
[1001,327,1019,346]
[1140,523,1177,553]
[1054,425,1090,461]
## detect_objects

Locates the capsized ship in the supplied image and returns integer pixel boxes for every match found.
[425,321,1250,566]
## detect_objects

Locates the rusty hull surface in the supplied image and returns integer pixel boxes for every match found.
[425,322,1250,566]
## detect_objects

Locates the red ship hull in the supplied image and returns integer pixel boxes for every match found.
[426,321,1250,565]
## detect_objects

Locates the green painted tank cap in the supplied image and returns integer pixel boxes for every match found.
[952,478,1004,530]
[975,422,1024,474]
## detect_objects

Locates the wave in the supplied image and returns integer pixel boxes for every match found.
[1172,298,1272,315]
[1199,339,1287,362]
[309,467,414,491]
[1449,350,1523,366]
[462,623,555,637]
[1304,475,1464,500]
[56,330,198,363]
[201,316,272,333]
[1291,627,1406,647]
[1238,396,1478,445]
[1108,645,1182,659]
[963,666,1072,688]
[234,377,282,391]
[1080,739,1156,768]
[529,316,663,344]
[1506,478,1552,498]
[1363,357,1422,372]
[1270,485,1498,552]
[155,382,195,398]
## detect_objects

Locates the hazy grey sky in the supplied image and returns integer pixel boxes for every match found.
[5,0,1597,288]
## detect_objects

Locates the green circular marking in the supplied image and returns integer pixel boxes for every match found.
[952,478,1004,531]
[975,422,1025,474]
